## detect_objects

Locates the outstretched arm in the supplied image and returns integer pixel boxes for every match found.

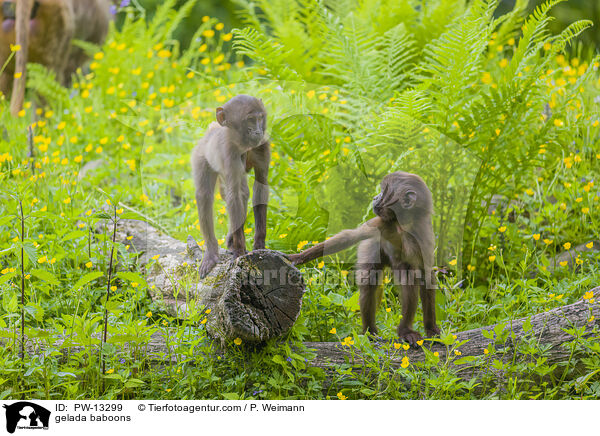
[288,217,383,265]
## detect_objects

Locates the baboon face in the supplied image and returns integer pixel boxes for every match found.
[373,171,432,225]
[216,94,267,149]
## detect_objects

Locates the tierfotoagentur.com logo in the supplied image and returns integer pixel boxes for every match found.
[2,402,50,434]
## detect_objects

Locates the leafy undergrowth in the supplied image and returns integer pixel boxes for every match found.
[0,0,598,399]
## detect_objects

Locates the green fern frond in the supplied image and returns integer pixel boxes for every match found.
[493,0,528,47]
[146,0,178,37]
[232,27,301,81]
[152,0,197,43]
[26,63,69,106]
[550,19,594,53]
[506,0,565,79]
[374,23,419,92]
[419,0,496,110]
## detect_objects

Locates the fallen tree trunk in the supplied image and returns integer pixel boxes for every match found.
[305,290,600,378]
[105,219,305,343]
[3,290,598,384]
[138,290,598,377]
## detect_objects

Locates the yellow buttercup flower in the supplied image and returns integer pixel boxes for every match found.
[400,356,409,368]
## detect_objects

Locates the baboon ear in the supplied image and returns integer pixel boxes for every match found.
[401,190,417,209]
[216,107,226,126]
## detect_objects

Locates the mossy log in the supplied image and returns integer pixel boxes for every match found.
[107,219,305,343]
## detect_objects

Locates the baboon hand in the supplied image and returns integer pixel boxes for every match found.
[285,253,302,266]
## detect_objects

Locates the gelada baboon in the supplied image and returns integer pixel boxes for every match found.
[0,0,111,115]
[191,95,270,278]
[288,171,440,346]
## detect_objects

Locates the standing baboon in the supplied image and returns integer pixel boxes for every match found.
[191,95,270,278]
[289,171,440,346]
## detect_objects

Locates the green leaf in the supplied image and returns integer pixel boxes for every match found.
[222,392,240,400]
[344,291,360,311]
[0,246,14,257]
[3,293,18,312]
[61,230,87,242]
[454,356,477,365]
[272,355,286,365]
[0,215,15,227]
[0,272,16,285]
[522,316,533,333]
[72,271,104,290]
[124,378,145,388]
[22,242,38,265]
[30,269,60,285]
[103,373,123,381]
[119,212,143,220]
[481,329,494,340]
[116,271,147,287]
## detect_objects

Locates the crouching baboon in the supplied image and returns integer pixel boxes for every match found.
[0,0,111,115]
[288,171,440,346]
[191,95,270,278]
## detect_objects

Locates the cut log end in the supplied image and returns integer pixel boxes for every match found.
[197,249,305,344]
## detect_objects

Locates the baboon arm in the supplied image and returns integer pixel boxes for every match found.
[289,217,383,265]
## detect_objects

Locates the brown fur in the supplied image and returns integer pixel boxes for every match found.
[191,95,270,278]
[288,171,440,346]
[0,0,110,115]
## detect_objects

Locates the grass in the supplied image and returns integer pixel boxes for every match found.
[0,0,598,399]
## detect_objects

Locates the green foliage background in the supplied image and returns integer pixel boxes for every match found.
[0,0,598,399]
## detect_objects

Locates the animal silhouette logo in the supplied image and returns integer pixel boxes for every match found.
[2,402,50,434]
